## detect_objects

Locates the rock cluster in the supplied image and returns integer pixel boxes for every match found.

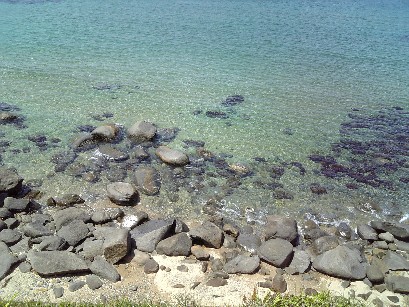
[1,166,408,302]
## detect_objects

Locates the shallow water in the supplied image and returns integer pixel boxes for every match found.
[0,0,408,226]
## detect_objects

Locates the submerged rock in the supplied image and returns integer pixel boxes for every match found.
[127,120,157,142]
[133,166,161,196]
[106,182,139,205]
[155,146,189,166]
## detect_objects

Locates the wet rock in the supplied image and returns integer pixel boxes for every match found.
[205,110,228,119]
[130,219,174,253]
[206,277,227,287]
[91,208,124,224]
[89,255,121,282]
[134,166,161,196]
[286,250,311,275]
[0,168,23,195]
[144,258,159,274]
[69,280,86,292]
[155,146,189,166]
[312,245,367,280]
[72,133,94,149]
[127,121,157,142]
[357,224,378,241]
[272,273,287,293]
[0,242,18,280]
[0,229,21,245]
[53,207,91,231]
[382,250,409,271]
[27,250,89,276]
[335,222,354,240]
[57,220,89,246]
[264,215,298,243]
[106,182,139,205]
[46,194,85,207]
[3,197,31,212]
[86,274,103,290]
[156,233,192,256]
[236,233,261,253]
[189,221,224,249]
[155,127,179,142]
[385,275,409,294]
[98,144,129,161]
[223,254,260,274]
[191,246,210,260]
[370,221,409,241]
[303,228,329,242]
[222,95,244,106]
[257,238,294,268]
[93,227,130,264]
[51,151,78,172]
[37,236,67,251]
[91,124,119,141]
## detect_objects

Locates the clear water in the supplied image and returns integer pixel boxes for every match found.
[0,0,408,226]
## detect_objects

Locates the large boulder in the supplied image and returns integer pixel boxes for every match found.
[130,219,175,252]
[370,221,409,241]
[52,207,91,231]
[223,254,260,274]
[312,245,367,280]
[0,229,22,245]
[0,168,23,195]
[89,256,120,282]
[155,146,189,166]
[133,166,161,196]
[264,215,298,243]
[0,242,18,280]
[106,182,139,205]
[93,227,130,264]
[27,250,89,276]
[236,233,262,253]
[127,121,156,142]
[286,250,311,274]
[385,275,409,294]
[257,238,294,268]
[382,251,409,271]
[57,220,89,246]
[156,233,192,256]
[189,221,224,248]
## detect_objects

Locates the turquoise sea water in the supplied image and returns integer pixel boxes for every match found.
[0,0,408,225]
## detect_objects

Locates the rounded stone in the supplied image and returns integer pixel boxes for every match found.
[106,182,138,205]
[155,146,189,166]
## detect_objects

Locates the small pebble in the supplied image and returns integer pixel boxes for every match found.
[53,286,64,299]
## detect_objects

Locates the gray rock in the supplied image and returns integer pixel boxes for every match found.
[373,240,389,249]
[47,194,85,207]
[387,295,400,303]
[121,211,148,229]
[106,182,139,205]
[134,166,161,196]
[335,222,354,240]
[0,242,18,280]
[57,220,89,246]
[312,245,367,280]
[130,219,174,252]
[395,239,409,252]
[191,246,210,260]
[69,280,86,292]
[379,232,394,243]
[3,197,30,212]
[366,263,385,283]
[86,274,103,290]
[37,236,66,251]
[27,250,89,276]
[91,124,119,141]
[357,224,378,241]
[223,254,260,274]
[311,236,340,255]
[385,275,409,294]
[4,217,18,229]
[286,250,311,274]
[189,221,224,248]
[98,144,129,161]
[370,221,409,241]
[156,233,192,256]
[18,262,31,273]
[23,222,53,238]
[53,207,91,231]
[206,278,227,287]
[0,220,6,232]
[93,227,130,264]
[155,146,189,166]
[81,239,104,260]
[91,208,124,224]
[72,132,94,148]
[127,121,157,142]
[264,215,298,243]
[0,208,12,219]
[0,168,23,195]
[144,258,159,274]
[236,233,262,253]
[272,273,287,293]
[372,298,384,307]
[258,281,273,288]
[0,229,21,245]
[8,237,30,255]
[257,238,294,268]
[132,250,151,267]
[89,256,121,282]
[53,286,64,299]
[382,250,409,271]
